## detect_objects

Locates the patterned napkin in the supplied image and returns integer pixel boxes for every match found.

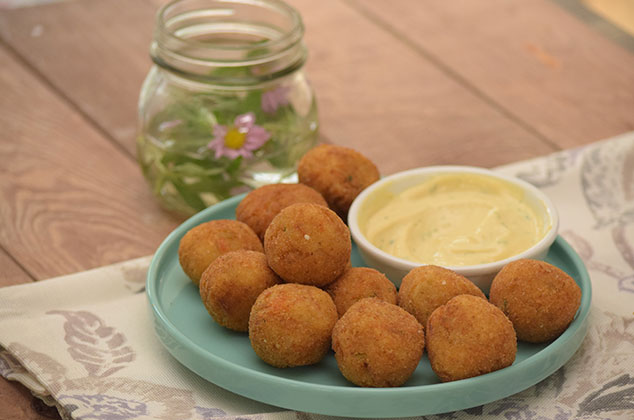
[1,132,633,420]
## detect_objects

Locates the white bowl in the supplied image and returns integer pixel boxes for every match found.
[348,166,559,294]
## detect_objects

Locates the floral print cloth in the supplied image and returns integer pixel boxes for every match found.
[1,132,633,420]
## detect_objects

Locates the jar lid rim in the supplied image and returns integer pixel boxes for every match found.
[156,0,304,53]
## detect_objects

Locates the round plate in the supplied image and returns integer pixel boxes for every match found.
[146,195,592,418]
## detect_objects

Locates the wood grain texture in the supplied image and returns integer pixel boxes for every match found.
[0,248,32,287]
[1,0,558,177]
[0,44,181,281]
[0,0,156,156]
[352,0,634,149]
[282,0,558,174]
[0,379,61,420]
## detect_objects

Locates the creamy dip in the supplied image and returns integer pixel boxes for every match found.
[361,173,547,266]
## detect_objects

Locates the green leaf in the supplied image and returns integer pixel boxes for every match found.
[170,162,228,177]
[225,155,243,175]
[171,178,207,211]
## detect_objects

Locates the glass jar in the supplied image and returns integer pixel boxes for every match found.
[137,0,319,216]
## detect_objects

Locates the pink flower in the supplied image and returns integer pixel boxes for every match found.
[207,112,271,159]
[261,85,290,114]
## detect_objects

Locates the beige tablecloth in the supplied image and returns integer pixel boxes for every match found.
[1,132,633,420]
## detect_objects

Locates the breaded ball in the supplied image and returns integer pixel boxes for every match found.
[489,259,582,343]
[331,298,424,387]
[248,283,338,368]
[298,144,379,220]
[199,251,281,332]
[264,203,351,287]
[398,265,486,327]
[236,183,327,240]
[426,294,517,382]
[178,219,263,285]
[326,267,397,317]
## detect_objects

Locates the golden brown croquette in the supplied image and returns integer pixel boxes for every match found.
[297,144,379,220]
[248,283,338,368]
[398,265,486,327]
[236,183,327,240]
[178,219,263,285]
[326,267,397,317]
[264,203,351,287]
[199,250,281,332]
[489,258,582,343]
[426,294,516,382]
[331,298,425,387]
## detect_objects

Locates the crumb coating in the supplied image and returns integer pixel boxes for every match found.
[249,283,338,368]
[332,298,424,387]
[489,258,581,343]
[178,219,263,285]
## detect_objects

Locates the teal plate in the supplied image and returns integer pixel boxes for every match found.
[146,195,592,418]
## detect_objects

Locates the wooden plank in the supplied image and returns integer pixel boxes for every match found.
[0,248,33,287]
[583,0,634,36]
[0,0,157,156]
[0,44,181,281]
[0,379,61,420]
[352,0,634,150]
[283,0,557,173]
[3,0,558,177]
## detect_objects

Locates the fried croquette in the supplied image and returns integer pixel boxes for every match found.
[248,283,338,368]
[398,265,486,327]
[236,183,327,240]
[199,250,281,332]
[178,219,263,285]
[264,203,351,287]
[326,267,397,317]
[297,144,379,220]
[331,298,424,387]
[426,294,516,382]
[489,259,582,343]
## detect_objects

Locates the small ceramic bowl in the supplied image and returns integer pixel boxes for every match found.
[348,166,559,293]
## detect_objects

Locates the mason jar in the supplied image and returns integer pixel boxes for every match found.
[137,0,319,216]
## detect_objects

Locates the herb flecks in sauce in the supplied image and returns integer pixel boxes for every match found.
[362,173,548,266]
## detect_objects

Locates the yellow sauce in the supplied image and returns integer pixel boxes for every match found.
[360,173,547,266]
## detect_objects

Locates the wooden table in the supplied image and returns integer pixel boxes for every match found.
[1,0,633,418]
